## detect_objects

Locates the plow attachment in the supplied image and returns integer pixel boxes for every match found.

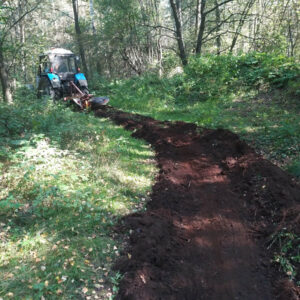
[64,81,109,110]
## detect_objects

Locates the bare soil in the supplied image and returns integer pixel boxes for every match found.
[95,107,300,300]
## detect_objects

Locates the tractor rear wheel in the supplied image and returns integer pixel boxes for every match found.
[44,85,56,100]
[38,79,58,101]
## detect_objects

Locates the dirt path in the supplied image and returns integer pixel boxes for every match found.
[96,107,300,300]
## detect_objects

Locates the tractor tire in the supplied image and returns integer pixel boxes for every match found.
[43,84,59,101]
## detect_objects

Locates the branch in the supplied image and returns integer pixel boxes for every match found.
[53,7,74,20]
[204,0,234,16]
[226,30,272,42]
[202,13,234,41]
[202,30,230,43]
[2,0,42,41]
[138,23,176,33]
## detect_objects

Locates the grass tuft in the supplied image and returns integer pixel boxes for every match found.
[0,91,156,299]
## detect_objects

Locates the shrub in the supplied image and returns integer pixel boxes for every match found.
[182,53,300,101]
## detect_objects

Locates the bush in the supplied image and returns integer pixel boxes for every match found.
[182,53,300,101]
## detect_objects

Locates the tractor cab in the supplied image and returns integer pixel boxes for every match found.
[37,48,88,99]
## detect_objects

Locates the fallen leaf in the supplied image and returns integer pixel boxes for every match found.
[56,289,62,295]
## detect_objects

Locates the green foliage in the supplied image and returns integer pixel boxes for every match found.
[183,53,300,101]
[270,231,300,284]
[162,52,182,74]
[93,53,300,173]
[0,91,156,299]
[237,53,299,88]
[287,161,300,178]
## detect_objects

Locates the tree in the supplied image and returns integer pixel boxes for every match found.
[169,0,188,65]
[0,0,42,103]
[72,0,88,77]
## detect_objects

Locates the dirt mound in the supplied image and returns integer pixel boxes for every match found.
[95,107,300,300]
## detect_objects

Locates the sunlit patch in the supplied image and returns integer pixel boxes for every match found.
[0,100,157,298]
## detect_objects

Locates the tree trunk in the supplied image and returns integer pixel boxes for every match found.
[169,0,188,65]
[196,0,207,55]
[195,0,200,38]
[230,0,255,53]
[0,48,13,103]
[89,0,96,34]
[72,0,89,77]
[19,0,27,83]
[215,0,221,55]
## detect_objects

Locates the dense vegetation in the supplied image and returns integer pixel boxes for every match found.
[0,0,299,298]
[96,53,300,176]
[0,93,156,298]
[0,0,299,102]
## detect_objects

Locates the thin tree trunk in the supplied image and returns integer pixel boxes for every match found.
[19,0,27,83]
[230,0,255,53]
[72,0,88,77]
[157,35,163,77]
[0,47,13,103]
[215,0,221,55]
[196,0,207,55]
[169,0,188,65]
[89,0,96,34]
[195,0,200,38]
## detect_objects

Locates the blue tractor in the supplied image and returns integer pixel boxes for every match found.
[37,48,108,109]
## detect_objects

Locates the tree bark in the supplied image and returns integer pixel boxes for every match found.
[230,0,255,53]
[72,0,88,77]
[196,0,207,55]
[215,0,221,55]
[89,0,96,35]
[195,0,200,37]
[169,0,188,65]
[0,47,13,103]
[19,0,27,83]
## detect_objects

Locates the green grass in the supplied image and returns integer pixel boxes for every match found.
[1,53,299,297]
[0,90,156,299]
[92,54,300,288]
[269,231,300,286]
[96,76,300,173]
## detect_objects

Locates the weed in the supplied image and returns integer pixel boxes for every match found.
[269,231,300,285]
[93,53,300,172]
[0,92,156,299]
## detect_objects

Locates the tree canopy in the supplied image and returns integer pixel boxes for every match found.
[0,0,299,101]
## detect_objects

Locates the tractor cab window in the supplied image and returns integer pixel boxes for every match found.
[52,56,77,73]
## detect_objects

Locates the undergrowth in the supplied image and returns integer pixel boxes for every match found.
[94,52,300,176]
[0,89,156,299]
[269,231,300,286]
[92,52,300,287]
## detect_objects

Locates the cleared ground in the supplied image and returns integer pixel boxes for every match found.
[96,106,300,300]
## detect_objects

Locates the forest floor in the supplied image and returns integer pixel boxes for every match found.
[95,106,300,300]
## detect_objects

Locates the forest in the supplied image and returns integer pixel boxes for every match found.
[0,0,299,299]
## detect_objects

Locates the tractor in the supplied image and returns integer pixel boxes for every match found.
[36,48,108,109]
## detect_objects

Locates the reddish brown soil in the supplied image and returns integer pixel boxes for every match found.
[96,107,300,300]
